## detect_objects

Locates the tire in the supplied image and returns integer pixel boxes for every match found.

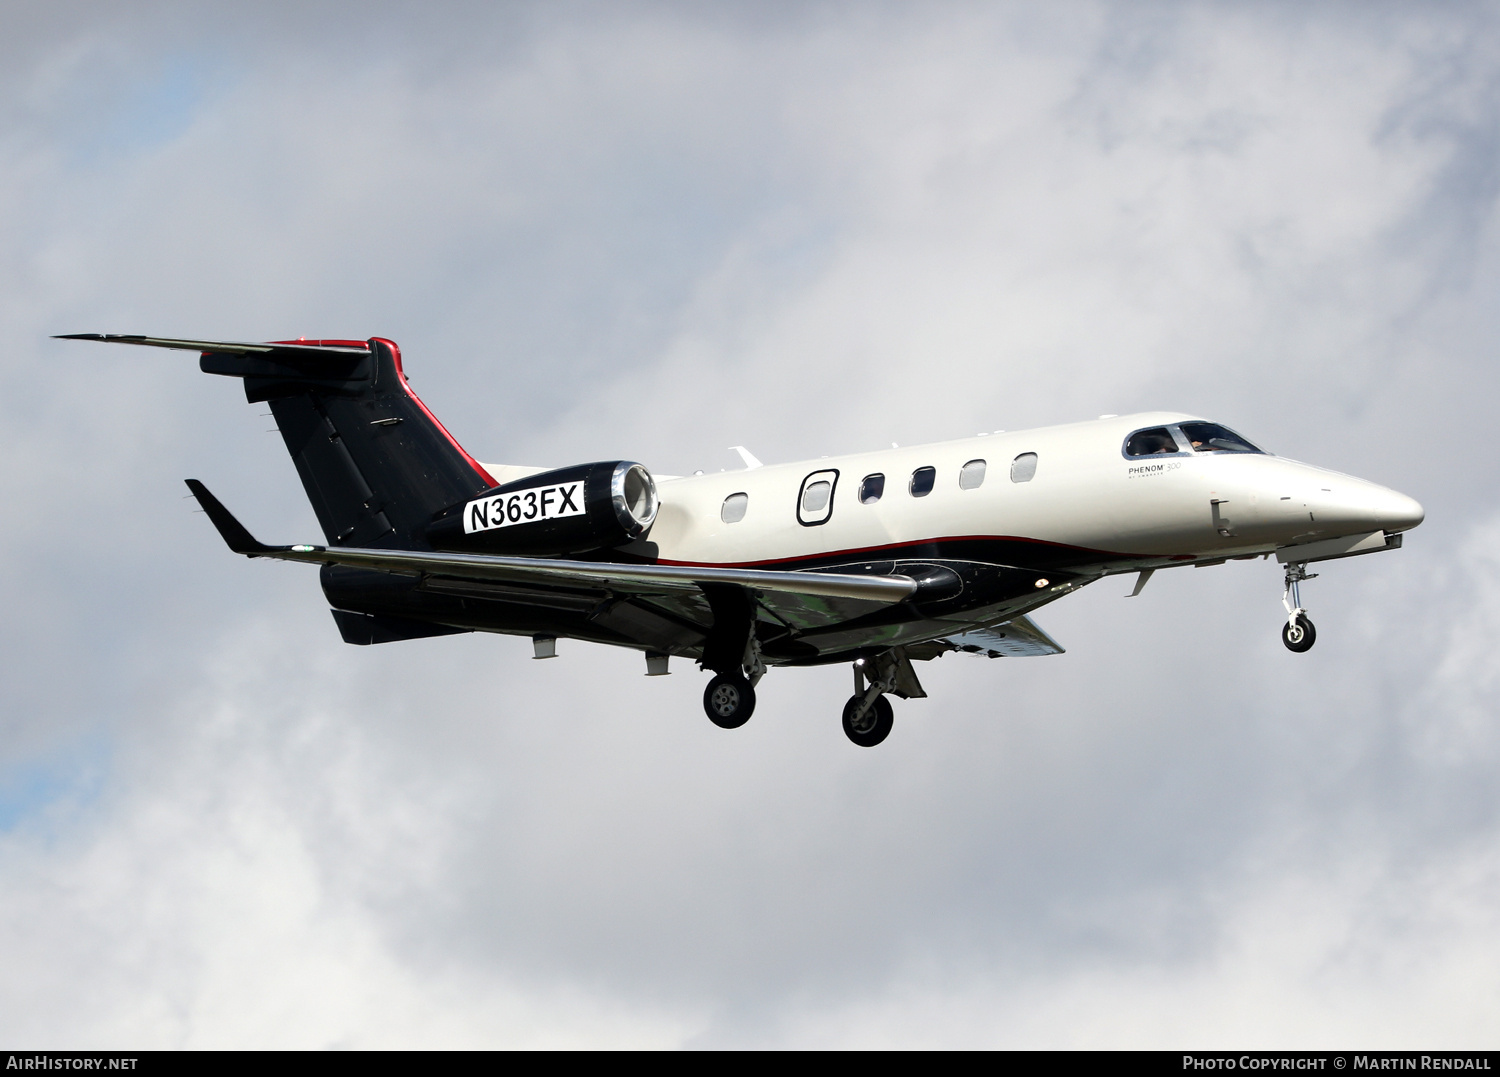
[842,694,894,747]
[703,673,755,728]
[1282,614,1316,653]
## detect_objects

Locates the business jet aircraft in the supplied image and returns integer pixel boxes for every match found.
[59,333,1424,746]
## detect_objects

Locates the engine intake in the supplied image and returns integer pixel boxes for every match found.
[424,461,659,556]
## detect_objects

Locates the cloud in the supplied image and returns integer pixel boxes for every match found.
[1,0,1497,1047]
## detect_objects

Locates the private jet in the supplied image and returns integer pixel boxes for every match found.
[58,334,1424,746]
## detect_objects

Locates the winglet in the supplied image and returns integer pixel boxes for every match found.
[184,479,277,555]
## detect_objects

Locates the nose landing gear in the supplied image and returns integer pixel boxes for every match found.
[1281,561,1319,653]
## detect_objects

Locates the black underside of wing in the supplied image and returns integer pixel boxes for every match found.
[317,555,1088,663]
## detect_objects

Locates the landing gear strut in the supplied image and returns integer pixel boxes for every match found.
[841,649,925,747]
[700,600,766,729]
[1281,561,1318,653]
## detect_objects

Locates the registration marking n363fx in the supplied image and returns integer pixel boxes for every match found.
[464,483,583,534]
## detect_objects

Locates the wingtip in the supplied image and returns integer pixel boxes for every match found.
[183,478,274,555]
[53,333,146,342]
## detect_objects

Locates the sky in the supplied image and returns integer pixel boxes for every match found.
[1,0,1498,1048]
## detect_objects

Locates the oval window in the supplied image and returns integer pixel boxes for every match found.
[959,459,986,489]
[721,492,748,523]
[859,473,885,504]
[1010,453,1037,483]
[910,467,936,497]
[797,469,839,525]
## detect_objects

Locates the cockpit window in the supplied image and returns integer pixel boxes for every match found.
[1179,422,1263,454]
[1124,427,1182,456]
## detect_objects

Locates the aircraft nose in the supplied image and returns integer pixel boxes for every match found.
[1346,482,1424,534]
[1379,489,1425,533]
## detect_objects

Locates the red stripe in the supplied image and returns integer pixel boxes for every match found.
[269,339,371,349]
[656,534,1138,569]
[370,337,497,489]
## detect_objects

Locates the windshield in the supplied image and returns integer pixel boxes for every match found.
[1178,421,1263,454]
[1124,427,1182,456]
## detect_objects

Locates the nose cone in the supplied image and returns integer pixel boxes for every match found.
[1330,481,1424,535]
[1378,488,1425,533]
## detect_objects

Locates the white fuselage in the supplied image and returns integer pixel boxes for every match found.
[627,412,1423,574]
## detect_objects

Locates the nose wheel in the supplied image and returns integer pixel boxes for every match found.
[1281,561,1319,653]
[1282,614,1316,652]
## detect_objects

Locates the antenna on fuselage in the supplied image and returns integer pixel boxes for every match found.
[729,446,763,470]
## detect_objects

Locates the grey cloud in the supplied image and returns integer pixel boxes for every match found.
[1,0,1497,1047]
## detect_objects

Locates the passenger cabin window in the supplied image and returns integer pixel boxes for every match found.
[1179,421,1263,454]
[910,466,936,497]
[802,481,831,514]
[1010,453,1038,483]
[959,459,986,489]
[797,469,839,525]
[1125,427,1181,456]
[859,473,885,504]
[721,492,749,523]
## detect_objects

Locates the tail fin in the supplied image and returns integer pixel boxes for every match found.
[59,334,496,549]
[254,339,495,548]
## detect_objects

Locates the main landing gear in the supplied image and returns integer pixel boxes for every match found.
[700,645,925,748]
[1281,561,1318,653]
[843,693,893,747]
[698,584,767,729]
[701,627,766,729]
[841,649,926,747]
[703,672,756,728]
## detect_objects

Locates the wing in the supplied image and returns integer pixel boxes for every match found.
[184,480,917,636]
[940,616,1065,657]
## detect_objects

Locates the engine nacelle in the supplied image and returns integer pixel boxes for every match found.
[424,460,659,556]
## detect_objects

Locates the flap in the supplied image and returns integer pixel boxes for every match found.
[936,615,1065,658]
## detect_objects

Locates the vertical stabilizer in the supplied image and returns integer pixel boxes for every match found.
[230,337,496,549]
[249,338,495,548]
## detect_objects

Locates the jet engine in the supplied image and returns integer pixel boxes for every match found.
[424,460,659,557]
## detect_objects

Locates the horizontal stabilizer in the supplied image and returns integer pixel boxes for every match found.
[55,334,369,362]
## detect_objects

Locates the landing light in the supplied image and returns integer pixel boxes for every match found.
[1034,578,1049,588]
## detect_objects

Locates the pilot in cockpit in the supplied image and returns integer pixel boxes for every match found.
[1126,429,1179,456]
